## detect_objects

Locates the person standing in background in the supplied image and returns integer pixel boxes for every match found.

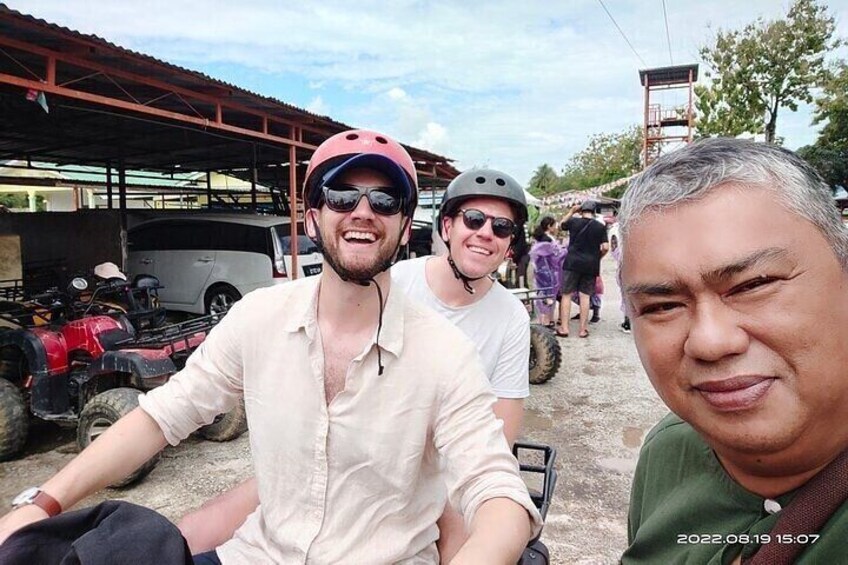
[557,200,609,338]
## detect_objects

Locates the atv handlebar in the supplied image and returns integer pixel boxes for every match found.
[512,441,557,548]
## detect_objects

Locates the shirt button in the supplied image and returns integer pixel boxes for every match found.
[764,499,782,514]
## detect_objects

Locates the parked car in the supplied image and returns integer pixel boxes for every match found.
[127,214,323,314]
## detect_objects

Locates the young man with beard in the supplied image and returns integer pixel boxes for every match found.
[176,168,533,564]
[0,130,540,564]
[619,138,848,563]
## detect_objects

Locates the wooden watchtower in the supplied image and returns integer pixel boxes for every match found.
[639,64,699,167]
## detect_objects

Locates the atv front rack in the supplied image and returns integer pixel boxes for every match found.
[117,313,223,350]
[0,279,26,302]
[513,441,557,521]
[508,287,558,306]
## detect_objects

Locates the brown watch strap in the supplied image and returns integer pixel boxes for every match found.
[32,490,62,517]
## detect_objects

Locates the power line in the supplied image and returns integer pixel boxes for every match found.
[662,0,674,65]
[596,0,648,68]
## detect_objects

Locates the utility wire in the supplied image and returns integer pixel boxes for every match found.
[596,0,648,67]
[662,0,674,65]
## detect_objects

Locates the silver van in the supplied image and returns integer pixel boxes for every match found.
[127,214,323,314]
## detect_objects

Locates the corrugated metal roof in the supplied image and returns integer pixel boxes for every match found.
[0,3,458,184]
[639,64,699,87]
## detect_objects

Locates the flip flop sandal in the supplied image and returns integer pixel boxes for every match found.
[579,330,590,338]
[555,326,569,337]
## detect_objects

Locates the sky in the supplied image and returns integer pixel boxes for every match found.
[16,0,848,184]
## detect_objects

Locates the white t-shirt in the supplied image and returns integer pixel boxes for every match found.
[392,256,530,399]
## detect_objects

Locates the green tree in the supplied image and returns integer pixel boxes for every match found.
[797,144,847,189]
[526,125,642,202]
[798,62,848,188]
[813,62,848,150]
[696,0,840,143]
[0,193,45,211]
[559,125,642,191]
[527,164,560,197]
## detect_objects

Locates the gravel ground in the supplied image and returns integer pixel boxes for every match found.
[0,259,670,564]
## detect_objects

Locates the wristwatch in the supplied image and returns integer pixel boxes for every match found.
[11,487,62,517]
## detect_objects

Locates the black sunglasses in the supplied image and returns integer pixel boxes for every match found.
[458,208,516,239]
[322,184,403,216]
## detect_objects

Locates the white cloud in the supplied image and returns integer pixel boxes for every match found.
[16,0,848,183]
[305,96,329,115]
[387,87,408,101]
[415,122,448,152]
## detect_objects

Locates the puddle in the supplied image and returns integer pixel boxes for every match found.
[622,426,645,449]
[524,407,569,432]
[524,409,552,431]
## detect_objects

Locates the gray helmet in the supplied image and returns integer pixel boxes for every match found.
[438,168,528,229]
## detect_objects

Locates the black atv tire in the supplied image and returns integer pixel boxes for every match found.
[77,387,161,487]
[197,400,248,442]
[0,378,28,461]
[529,324,561,385]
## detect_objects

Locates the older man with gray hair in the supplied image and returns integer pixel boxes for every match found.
[618,138,848,564]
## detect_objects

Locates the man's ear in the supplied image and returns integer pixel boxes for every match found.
[441,216,453,242]
[400,217,412,246]
[304,208,319,239]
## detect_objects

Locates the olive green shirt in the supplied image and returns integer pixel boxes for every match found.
[623,414,848,564]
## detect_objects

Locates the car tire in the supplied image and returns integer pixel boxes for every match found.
[77,387,161,487]
[529,324,561,385]
[197,400,248,442]
[205,285,241,315]
[0,378,28,461]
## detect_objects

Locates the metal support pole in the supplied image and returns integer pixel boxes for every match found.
[106,164,113,209]
[642,76,650,168]
[289,144,299,279]
[206,171,212,209]
[118,162,127,232]
[251,144,258,210]
[687,69,694,143]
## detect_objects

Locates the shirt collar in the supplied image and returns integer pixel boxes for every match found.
[281,275,321,338]
[376,279,405,359]
[280,273,406,360]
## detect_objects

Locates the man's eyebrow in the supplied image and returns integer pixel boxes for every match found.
[702,247,791,286]
[623,248,792,297]
[624,281,681,297]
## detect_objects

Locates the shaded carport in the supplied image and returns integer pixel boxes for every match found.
[0,3,459,279]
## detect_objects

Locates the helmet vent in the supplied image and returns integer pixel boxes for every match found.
[345,133,359,140]
[475,176,486,184]
[375,136,388,144]
[495,178,506,186]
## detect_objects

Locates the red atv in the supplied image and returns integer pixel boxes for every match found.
[0,274,246,486]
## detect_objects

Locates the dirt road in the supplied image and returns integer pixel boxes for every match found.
[0,260,669,564]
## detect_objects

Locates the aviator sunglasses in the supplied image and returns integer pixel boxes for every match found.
[458,208,516,239]
[322,184,403,216]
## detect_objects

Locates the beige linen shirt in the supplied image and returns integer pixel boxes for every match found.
[139,275,541,564]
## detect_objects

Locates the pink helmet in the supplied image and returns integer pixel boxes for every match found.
[304,129,418,216]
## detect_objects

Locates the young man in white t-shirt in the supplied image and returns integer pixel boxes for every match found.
[177,168,532,563]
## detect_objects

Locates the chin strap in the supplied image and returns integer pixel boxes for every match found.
[446,253,487,295]
[442,223,513,295]
[308,214,410,375]
[365,276,386,375]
